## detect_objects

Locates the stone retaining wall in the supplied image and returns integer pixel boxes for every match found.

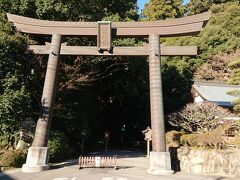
[177,147,240,177]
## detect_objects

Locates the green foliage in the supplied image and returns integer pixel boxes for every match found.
[141,2,240,113]
[165,59,197,111]
[0,0,239,160]
[161,58,194,112]
[165,2,240,60]
[0,150,26,168]
[228,58,240,113]
[53,55,150,151]
[48,130,69,162]
[186,0,211,15]
[191,2,240,114]
[0,0,36,16]
[0,77,31,148]
[228,59,240,85]
[0,0,138,21]
[161,2,240,112]
[200,2,240,55]
[0,0,141,156]
[142,0,185,20]
[194,50,240,81]
[186,0,238,15]
[0,15,33,149]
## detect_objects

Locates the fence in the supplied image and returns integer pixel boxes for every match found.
[79,156,117,169]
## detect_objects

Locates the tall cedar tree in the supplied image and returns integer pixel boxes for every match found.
[142,0,185,20]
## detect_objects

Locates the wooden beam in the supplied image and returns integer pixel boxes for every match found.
[161,46,197,56]
[28,44,197,56]
[7,12,210,37]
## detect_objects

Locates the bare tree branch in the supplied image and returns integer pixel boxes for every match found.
[168,102,234,133]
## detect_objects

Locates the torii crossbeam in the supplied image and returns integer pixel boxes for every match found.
[7,12,210,174]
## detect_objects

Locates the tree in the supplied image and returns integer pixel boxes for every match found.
[140,2,240,116]
[53,55,150,150]
[142,0,185,20]
[161,58,194,113]
[168,102,232,133]
[194,49,240,81]
[159,2,240,113]
[165,2,240,60]
[0,0,142,153]
[0,15,33,149]
[0,0,138,21]
[186,0,211,15]
[186,0,238,15]
[1,0,238,158]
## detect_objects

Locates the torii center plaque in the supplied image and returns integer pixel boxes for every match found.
[97,21,112,52]
[7,12,210,174]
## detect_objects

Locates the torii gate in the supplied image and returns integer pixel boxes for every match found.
[7,12,210,174]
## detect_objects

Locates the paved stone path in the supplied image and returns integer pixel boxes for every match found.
[0,151,236,180]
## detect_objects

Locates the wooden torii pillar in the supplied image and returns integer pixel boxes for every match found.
[7,12,210,174]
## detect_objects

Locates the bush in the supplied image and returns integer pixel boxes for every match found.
[0,150,26,168]
[166,130,183,148]
[179,127,228,149]
[180,134,198,148]
[48,130,69,162]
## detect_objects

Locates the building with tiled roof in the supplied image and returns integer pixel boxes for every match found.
[192,80,240,107]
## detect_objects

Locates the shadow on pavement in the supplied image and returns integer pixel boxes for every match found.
[116,165,135,170]
[89,150,145,158]
[48,150,144,171]
[0,172,15,180]
[50,159,78,170]
[77,165,134,170]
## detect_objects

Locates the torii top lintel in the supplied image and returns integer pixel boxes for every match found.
[7,12,210,37]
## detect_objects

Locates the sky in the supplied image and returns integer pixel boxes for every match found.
[137,0,190,14]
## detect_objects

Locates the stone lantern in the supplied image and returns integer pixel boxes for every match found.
[142,127,152,157]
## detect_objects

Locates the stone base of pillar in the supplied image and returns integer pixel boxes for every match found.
[147,151,174,175]
[22,147,50,173]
